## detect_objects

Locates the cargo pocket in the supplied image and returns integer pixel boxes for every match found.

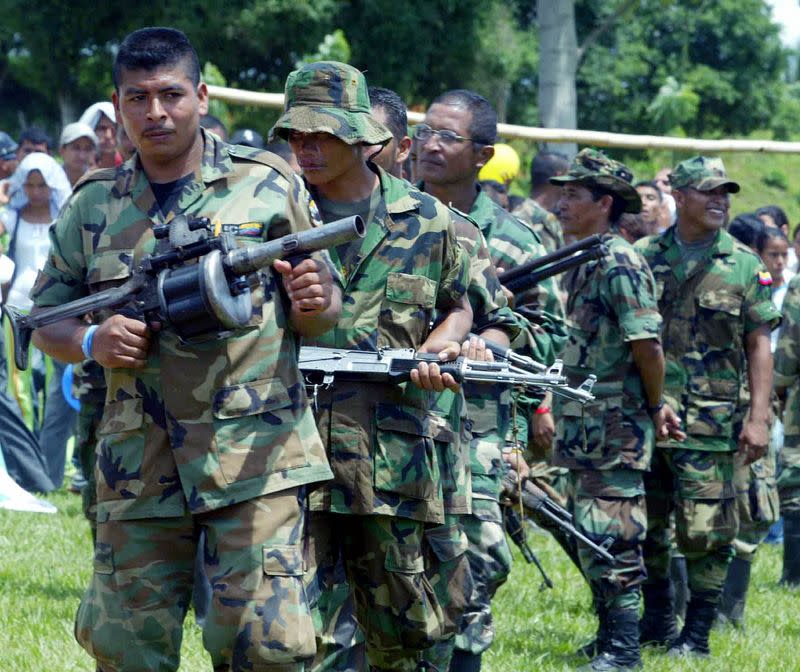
[675,478,738,553]
[212,377,307,482]
[373,403,442,500]
[383,542,445,649]
[686,376,738,437]
[378,272,436,347]
[425,523,471,636]
[258,544,315,662]
[95,397,145,502]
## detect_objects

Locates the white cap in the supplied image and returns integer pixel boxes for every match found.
[59,122,99,149]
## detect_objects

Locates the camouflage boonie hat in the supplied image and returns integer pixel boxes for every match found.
[269,61,392,146]
[668,155,740,193]
[549,148,641,213]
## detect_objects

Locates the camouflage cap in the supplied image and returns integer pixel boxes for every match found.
[549,148,641,213]
[269,61,392,146]
[668,155,740,193]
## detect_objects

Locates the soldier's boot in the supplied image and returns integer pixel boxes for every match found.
[447,650,481,672]
[666,590,717,658]
[781,511,800,586]
[638,579,678,647]
[670,555,688,622]
[576,601,610,658]
[717,556,751,629]
[578,609,642,671]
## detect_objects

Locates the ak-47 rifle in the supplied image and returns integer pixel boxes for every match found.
[502,469,616,564]
[498,234,606,293]
[297,346,595,402]
[503,504,554,590]
[4,215,365,369]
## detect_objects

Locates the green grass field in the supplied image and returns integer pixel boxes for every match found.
[1,490,798,670]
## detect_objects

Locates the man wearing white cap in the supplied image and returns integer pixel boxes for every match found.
[78,101,119,169]
[59,122,98,186]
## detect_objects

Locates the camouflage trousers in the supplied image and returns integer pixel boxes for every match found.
[732,445,779,562]
[568,469,647,611]
[76,396,104,544]
[643,447,737,596]
[424,499,511,668]
[779,418,800,515]
[527,462,581,571]
[75,487,315,672]
[305,512,458,672]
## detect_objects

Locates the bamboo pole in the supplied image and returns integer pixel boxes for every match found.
[207,84,800,154]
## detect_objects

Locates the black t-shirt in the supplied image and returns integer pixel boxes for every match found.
[150,173,194,215]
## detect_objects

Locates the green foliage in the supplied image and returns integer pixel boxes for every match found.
[297,29,351,67]
[762,170,789,191]
[202,62,231,126]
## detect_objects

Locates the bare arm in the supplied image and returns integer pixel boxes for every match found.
[739,325,773,464]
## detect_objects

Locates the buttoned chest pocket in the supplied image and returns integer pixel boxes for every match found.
[377,272,437,348]
[696,290,742,350]
[563,303,601,369]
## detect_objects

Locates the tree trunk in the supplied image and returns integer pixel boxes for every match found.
[537,0,578,157]
[57,90,77,128]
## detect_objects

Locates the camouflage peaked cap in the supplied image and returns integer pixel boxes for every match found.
[668,156,740,193]
[550,148,641,213]
[270,61,392,146]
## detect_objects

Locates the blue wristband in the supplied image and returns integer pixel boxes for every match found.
[81,325,99,360]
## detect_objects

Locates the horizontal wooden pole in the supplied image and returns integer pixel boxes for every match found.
[208,84,800,154]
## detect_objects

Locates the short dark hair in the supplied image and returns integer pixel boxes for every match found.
[368,87,408,144]
[618,213,649,242]
[634,180,663,201]
[756,225,788,253]
[431,89,496,146]
[728,213,765,248]
[588,185,626,224]
[18,126,52,150]
[113,27,200,90]
[200,114,227,134]
[755,205,789,230]
[531,151,570,188]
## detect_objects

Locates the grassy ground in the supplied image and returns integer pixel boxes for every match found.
[1,490,797,670]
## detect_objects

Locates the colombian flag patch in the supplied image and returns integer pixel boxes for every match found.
[236,222,264,237]
[757,270,773,286]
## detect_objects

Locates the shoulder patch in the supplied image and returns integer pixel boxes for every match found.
[72,166,118,192]
[227,145,295,182]
[758,270,773,286]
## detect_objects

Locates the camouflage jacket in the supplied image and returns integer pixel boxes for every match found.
[636,226,780,452]
[306,167,470,523]
[31,130,334,521]
[512,196,565,254]
[775,274,800,488]
[432,206,521,511]
[553,233,661,471]
[466,188,567,497]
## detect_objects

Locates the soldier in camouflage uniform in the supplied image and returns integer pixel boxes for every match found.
[551,149,673,672]
[774,273,800,585]
[271,62,475,672]
[416,89,566,672]
[29,28,341,672]
[635,156,779,658]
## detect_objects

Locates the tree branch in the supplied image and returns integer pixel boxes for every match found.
[577,0,639,66]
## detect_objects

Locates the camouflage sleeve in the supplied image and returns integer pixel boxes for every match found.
[435,216,470,310]
[775,276,800,388]
[30,191,89,307]
[451,214,519,339]
[743,260,782,334]
[602,245,662,342]
[509,234,568,365]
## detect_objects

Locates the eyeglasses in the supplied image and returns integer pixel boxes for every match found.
[413,123,479,146]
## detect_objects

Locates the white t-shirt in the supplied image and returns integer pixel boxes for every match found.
[771,270,796,352]
[2,212,52,310]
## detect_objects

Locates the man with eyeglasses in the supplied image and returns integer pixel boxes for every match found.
[635,157,779,659]
[417,89,566,672]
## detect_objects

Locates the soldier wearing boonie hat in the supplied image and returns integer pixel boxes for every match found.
[270,61,392,146]
[635,156,779,658]
[272,62,477,672]
[551,147,671,671]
